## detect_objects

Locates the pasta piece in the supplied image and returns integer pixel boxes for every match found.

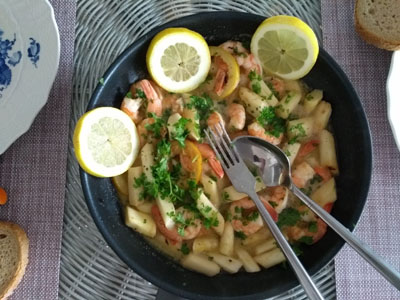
[124,206,156,238]
[312,101,332,134]
[201,174,220,208]
[207,252,243,274]
[284,80,304,96]
[235,247,261,273]
[241,227,272,246]
[254,238,278,255]
[319,129,339,175]
[147,232,183,260]
[219,222,234,256]
[156,196,175,229]
[222,178,265,202]
[192,236,219,253]
[181,253,220,277]
[303,89,323,115]
[167,112,182,139]
[254,248,286,269]
[197,191,225,235]
[239,87,269,118]
[140,143,155,180]
[182,107,201,141]
[276,91,302,119]
[136,201,153,214]
[286,117,314,143]
[128,166,143,207]
[311,177,337,208]
[249,78,279,106]
[281,142,301,164]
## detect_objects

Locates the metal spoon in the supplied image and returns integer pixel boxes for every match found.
[233,135,400,290]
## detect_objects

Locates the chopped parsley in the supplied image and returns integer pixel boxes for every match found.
[145,113,166,138]
[306,93,314,101]
[222,191,230,202]
[126,91,133,98]
[310,174,323,185]
[257,107,286,138]
[251,81,261,94]
[277,207,301,229]
[186,94,214,121]
[171,117,190,147]
[245,211,259,222]
[266,81,279,98]
[232,46,247,57]
[300,186,312,196]
[180,243,190,255]
[99,78,105,86]
[248,70,261,81]
[284,149,291,157]
[298,236,314,245]
[136,88,146,99]
[308,221,318,233]
[269,201,278,208]
[234,231,247,240]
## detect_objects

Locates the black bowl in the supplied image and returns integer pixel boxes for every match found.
[80,12,372,300]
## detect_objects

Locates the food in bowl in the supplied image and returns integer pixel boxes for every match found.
[111,18,339,277]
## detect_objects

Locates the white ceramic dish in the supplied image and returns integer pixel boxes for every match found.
[386,51,400,151]
[0,0,60,154]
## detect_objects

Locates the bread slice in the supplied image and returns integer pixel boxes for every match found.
[355,0,400,50]
[0,221,29,300]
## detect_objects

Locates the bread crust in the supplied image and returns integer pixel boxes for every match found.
[355,0,400,51]
[0,221,29,300]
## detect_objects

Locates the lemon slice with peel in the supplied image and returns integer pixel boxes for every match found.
[73,107,139,177]
[209,46,240,99]
[146,28,211,93]
[251,15,319,80]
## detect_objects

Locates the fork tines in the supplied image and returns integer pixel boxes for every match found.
[205,122,240,169]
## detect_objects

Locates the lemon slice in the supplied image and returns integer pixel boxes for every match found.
[251,15,319,80]
[146,28,211,93]
[209,46,240,99]
[73,107,139,177]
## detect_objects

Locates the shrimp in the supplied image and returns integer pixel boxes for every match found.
[230,198,264,235]
[120,97,143,124]
[163,94,184,114]
[137,117,167,147]
[214,55,229,96]
[267,77,285,99]
[207,111,225,128]
[287,218,327,245]
[229,130,248,140]
[139,79,163,117]
[291,161,315,188]
[258,186,288,214]
[175,207,202,240]
[151,205,182,244]
[248,122,283,146]
[219,41,262,76]
[196,143,224,179]
[227,103,246,131]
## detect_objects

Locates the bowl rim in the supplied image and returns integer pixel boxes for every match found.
[81,11,372,299]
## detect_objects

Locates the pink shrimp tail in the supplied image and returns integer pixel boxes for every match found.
[140,79,162,116]
[208,157,224,179]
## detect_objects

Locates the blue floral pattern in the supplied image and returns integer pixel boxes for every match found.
[27,38,40,68]
[0,29,22,96]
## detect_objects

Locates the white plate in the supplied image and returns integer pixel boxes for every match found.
[387,51,400,151]
[0,0,59,154]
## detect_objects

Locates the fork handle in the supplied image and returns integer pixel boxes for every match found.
[291,185,400,289]
[247,191,324,300]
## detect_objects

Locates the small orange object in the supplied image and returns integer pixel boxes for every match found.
[0,187,8,205]
[314,166,332,182]
[180,140,203,183]
[297,139,319,159]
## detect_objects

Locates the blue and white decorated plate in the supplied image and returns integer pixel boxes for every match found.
[0,0,60,154]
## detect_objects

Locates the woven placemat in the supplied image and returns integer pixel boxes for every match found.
[0,0,76,299]
[59,1,338,299]
[322,0,400,299]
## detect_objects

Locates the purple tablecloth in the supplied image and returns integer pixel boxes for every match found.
[0,0,76,299]
[322,1,400,298]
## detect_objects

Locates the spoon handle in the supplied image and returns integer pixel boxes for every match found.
[248,191,324,300]
[292,185,400,289]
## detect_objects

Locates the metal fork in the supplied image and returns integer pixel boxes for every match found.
[205,123,324,300]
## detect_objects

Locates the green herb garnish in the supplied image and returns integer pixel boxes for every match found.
[257,107,286,138]
[234,231,247,240]
[277,207,301,228]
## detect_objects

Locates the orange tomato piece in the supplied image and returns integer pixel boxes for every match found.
[297,140,319,160]
[0,187,7,205]
[180,140,202,183]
